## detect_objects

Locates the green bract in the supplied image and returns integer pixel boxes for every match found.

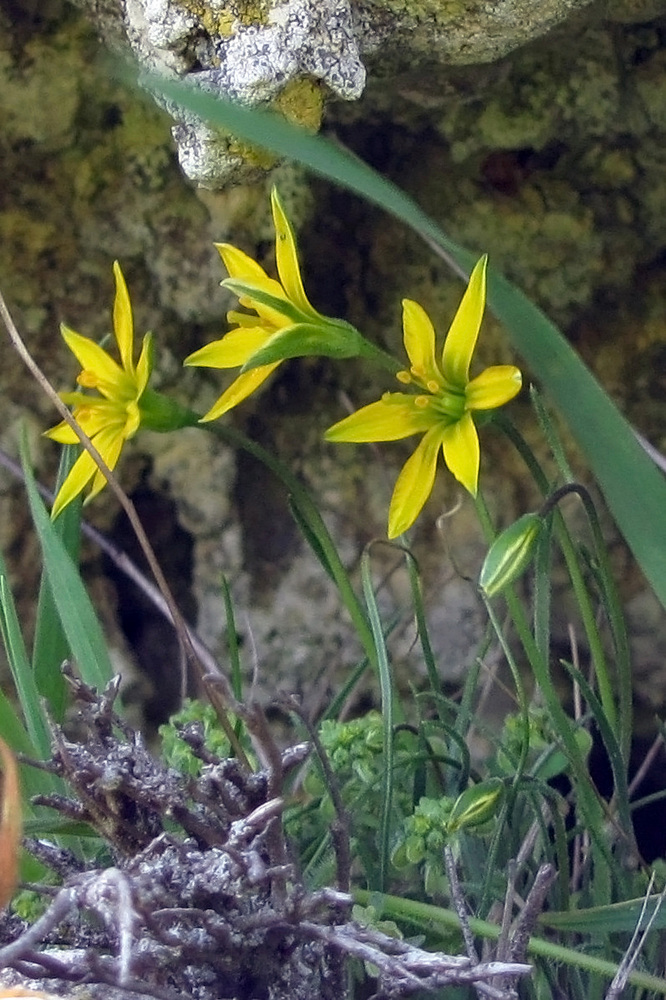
[447,778,504,835]
[479,512,544,598]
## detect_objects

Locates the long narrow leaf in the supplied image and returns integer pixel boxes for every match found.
[146,75,666,611]
[0,570,52,761]
[541,895,666,934]
[360,546,398,894]
[32,445,82,721]
[21,435,112,692]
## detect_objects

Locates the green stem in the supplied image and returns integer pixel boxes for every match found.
[361,547,397,893]
[540,483,631,763]
[474,492,614,872]
[353,889,666,995]
[357,337,402,376]
[202,419,378,673]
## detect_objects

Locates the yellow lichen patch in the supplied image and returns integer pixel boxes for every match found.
[273,79,324,133]
[226,137,277,171]
[173,1,269,38]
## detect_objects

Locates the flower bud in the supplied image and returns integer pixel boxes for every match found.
[446,778,504,834]
[479,512,543,598]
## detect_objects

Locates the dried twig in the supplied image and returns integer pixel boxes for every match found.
[280,693,352,893]
[605,873,665,1000]
[1,686,534,1000]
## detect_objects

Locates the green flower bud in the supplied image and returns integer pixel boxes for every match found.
[479,512,543,598]
[447,778,504,834]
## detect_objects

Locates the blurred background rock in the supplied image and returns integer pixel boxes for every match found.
[1,0,665,727]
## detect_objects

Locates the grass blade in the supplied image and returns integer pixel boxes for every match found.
[21,434,112,693]
[32,445,82,721]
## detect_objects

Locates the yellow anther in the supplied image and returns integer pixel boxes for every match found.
[396,370,412,384]
[77,370,98,389]
[414,395,430,409]
[426,379,440,394]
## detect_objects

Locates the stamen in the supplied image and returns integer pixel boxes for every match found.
[426,379,440,394]
[77,371,98,389]
[396,370,411,384]
[414,396,430,409]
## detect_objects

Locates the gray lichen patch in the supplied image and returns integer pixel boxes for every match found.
[120,0,365,186]
[354,0,597,68]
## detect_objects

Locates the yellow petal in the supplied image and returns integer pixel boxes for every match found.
[223,279,292,331]
[124,399,142,439]
[61,325,127,397]
[388,425,444,538]
[199,363,280,422]
[44,420,81,444]
[112,261,134,374]
[465,365,522,410]
[402,300,439,382]
[227,309,264,329]
[135,332,153,395]
[50,422,126,518]
[184,327,272,369]
[85,426,125,502]
[441,412,480,496]
[45,399,124,445]
[216,243,285,300]
[271,188,318,319]
[325,394,437,443]
[51,449,98,518]
[442,255,487,387]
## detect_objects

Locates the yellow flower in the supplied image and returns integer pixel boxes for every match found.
[325,256,522,538]
[184,188,337,421]
[45,262,153,518]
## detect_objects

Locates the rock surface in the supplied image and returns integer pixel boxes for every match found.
[1,0,665,724]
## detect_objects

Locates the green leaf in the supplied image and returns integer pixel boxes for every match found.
[540,896,666,934]
[21,433,112,693]
[222,278,306,325]
[32,445,82,721]
[0,568,52,762]
[146,74,666,611]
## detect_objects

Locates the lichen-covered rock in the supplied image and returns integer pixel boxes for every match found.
[93,0,365,186]
[73,0,606,189]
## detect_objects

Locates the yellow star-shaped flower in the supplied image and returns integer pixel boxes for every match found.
[325,256,522,538]
[184,188,336,421]
[45,262,153,518]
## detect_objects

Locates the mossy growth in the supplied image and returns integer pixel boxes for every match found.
[375,0,469,22]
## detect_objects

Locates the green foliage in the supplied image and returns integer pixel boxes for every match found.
[159,698,237,776]
[4,113,666,997]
